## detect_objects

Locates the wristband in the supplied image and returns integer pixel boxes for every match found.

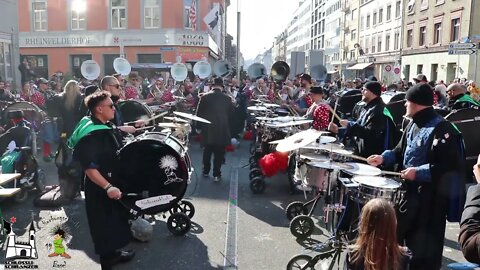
[103,183,113,192]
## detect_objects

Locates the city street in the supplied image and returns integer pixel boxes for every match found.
[0,139,470,270]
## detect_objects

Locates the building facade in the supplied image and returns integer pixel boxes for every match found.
[401,0,480,83]
[19,0,226,79]
[272,30,288,62]
[354,0,403,82]
[0,0,20,86]
[286,0,311,69]
[323,0,342,73]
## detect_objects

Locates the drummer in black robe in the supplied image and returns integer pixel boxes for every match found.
[368,83,466,270]
[68,91,134,270]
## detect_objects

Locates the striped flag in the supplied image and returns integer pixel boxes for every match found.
[189,0,197,30]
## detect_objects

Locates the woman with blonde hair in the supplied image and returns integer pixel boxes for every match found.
[347,198,411,270]
[59,80,83,136]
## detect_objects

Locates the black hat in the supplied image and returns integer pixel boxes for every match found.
[367,75,378,82]
[212,77,224,86]
[300,74,312,83]
[413,74,428,82]
[84,85,99,96]
[406,83,434,106]
[364,81,382,96]
[309,86,324,95]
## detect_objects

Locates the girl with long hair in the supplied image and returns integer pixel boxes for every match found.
[347,198,411,270]
[60,80,83,136]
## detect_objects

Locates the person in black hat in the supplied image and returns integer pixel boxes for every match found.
[329,81,397,158]
[367,83,466,270]
[196,77,234,182]
[413,74,428,84]
[305,86,330,130]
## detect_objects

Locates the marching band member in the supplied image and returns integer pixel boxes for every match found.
[292,74,313,115]
[124,71,142,100]
[329,81,397,158]
[69,91,135,270]
[367,83,466,270]
[447,83,480,110]
[305,86,330,130]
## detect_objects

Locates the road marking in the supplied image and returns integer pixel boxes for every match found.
[224,167,238,269]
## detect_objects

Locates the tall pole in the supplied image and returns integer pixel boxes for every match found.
[236,0,241,81]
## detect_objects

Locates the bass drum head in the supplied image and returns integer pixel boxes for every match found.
[446,108,480,183]
[2,101,44,131]
[117,100,154,125]
[118,132,188,215]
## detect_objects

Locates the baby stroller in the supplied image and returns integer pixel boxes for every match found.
[0,110,45,202]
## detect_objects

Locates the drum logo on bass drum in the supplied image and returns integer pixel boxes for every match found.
[160,155,184,186]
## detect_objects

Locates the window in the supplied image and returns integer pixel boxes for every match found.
[407,0,415,15]
[407,29,413,47]
[436,0,445,5]
[417,64,423,74]
[138,54,162,63]
[419,26,426,46]
[385,34,390,51]
[373,12,377,25]
[420,0,428,10]
[351,9,356,20]
[433,22,441,44]
[351,29,357,41]
[451,18,460,42]
[360,16,364,30]
[366,15,370,28]
[71,0,86,30]
[379,8,383,23]
[111,0,127,29]
[394,32,400,49]
[144,0,161,28]
[71,54,92,78]
[395,1,401,17]
[377,36,382,52]
[350,50,355,60]
[32,1,47,31]
[372,37,376,53]
[387,5,392,21]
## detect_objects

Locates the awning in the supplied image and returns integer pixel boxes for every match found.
[131,63,172,69]
[327,70,339,74]
[347,63,373,70]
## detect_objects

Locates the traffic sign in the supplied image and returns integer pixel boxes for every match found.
[394,67,401,75]
[449,43,477,49]
[385,65,392,72]
[448,49,477,55]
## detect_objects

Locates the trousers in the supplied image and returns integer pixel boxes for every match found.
[202,145,225,177]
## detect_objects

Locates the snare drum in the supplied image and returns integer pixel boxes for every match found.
[351,176,403,204]
[294,155,332,190]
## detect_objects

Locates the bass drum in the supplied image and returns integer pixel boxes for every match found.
[117,100,155,125]
[382,91,406,129]
[446,108,480,183]
[2,101,44,131]
[332,89,362,120]
[117,132,191,215]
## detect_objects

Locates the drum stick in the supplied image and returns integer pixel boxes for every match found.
[345,153,368,162]
[330,100,339,124]
[124,111,168,125]
[327,106,342,122]
[381,170,403,177]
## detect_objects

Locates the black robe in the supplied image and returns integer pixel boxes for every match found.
[73,118,131,255]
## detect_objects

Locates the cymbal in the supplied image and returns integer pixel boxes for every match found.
[262,103,280,108]
[164,116,189,123]
[274,116,307,122]
[173,111,211,124]
[247,105,269,111]
[268,139,284,144]
[299,153,330,162]
[255,116,276,121]
[276,129,326,152]
[157,122,185,129]
[302,142,345,151]
[265,120,312,128]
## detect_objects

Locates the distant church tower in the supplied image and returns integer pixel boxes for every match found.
[29,222,37,259]
[5,229,16,259]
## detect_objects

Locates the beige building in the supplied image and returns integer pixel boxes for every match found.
[401,0,480,83]
[339,0,361,79]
